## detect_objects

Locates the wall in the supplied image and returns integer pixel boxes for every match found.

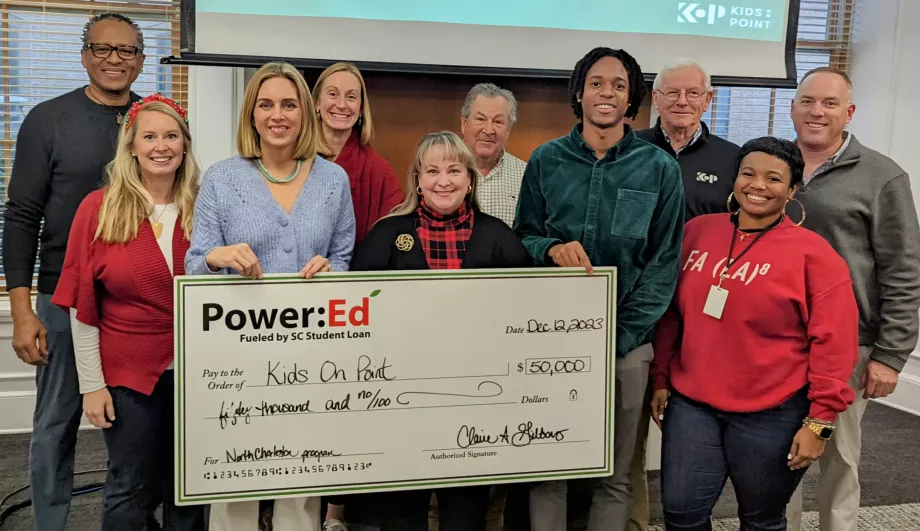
[305,69,651,180]
[190,65,652,176]
[887,5,920,417]
[0,301,93,433]
[849,0,920,416]
[0,311,37,433]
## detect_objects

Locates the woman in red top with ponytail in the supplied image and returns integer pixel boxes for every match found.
[52,95,204,530]
[312,62,404,246]
[649,136,858,531]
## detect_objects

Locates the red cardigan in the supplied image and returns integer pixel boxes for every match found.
[650,214,858,422]
[334,130,404,245]
[52,189,188,396]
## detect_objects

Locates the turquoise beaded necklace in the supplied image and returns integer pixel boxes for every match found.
[256,158,303,184]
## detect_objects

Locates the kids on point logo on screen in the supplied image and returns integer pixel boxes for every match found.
[678,3,774,29]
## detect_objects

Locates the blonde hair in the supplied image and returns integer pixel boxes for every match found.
[387,131,482,218]
[237,61,331,160]
[96,102,200,243]
[312,62,375,145]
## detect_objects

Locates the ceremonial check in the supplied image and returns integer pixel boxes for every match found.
[175,268,617,504]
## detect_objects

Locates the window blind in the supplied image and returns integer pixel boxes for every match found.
[702,0,854,145]
[0,0,186,287]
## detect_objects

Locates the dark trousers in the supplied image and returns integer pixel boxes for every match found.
[31,293,83,530]
[344,486,490,531]
[102,371,204,530]
[661,390,810,531]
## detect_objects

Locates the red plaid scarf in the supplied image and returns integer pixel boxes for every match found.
[416,200,475,270]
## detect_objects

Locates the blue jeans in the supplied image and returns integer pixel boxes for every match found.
[660,389,811,531]
[102,371,204,530]
[31,293,83,530]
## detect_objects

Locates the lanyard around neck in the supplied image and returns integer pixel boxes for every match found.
[719,216,782,286]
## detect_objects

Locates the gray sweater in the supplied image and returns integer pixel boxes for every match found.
[798,135,920,372]
[3,88,137,293]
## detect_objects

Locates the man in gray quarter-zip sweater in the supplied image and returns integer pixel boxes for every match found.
[785,67,920,531]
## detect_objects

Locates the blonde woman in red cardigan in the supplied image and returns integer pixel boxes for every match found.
[312,62,404,245]
[52,94,204,530]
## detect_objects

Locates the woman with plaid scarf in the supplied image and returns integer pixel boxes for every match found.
[324,131,532,531]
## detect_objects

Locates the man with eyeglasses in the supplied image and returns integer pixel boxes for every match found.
[629,58,739,531]
[636,58,739,220]
[3,12,144,530]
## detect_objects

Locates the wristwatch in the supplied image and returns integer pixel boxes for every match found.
[803,418,836,440]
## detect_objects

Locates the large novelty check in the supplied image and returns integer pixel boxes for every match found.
[175,268,616,505]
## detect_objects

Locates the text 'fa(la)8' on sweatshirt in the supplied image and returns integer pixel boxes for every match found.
[651,213,860,422]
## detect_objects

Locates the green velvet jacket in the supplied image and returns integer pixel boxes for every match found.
[513,124,685,356]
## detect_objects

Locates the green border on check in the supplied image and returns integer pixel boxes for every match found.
[174,267,617,504]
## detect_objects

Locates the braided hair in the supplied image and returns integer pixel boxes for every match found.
[568,47,646,121]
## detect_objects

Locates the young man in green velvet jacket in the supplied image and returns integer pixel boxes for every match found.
[513,47,684,531]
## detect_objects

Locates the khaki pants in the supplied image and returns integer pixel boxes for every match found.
[485,485,506,531]
[626,385,653,531]
[529,344,654,531]
[209,497,321,531]
[786,347,872,531]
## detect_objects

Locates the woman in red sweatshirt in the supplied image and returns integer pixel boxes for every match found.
[312,62,404,246]
[649,137,858,531]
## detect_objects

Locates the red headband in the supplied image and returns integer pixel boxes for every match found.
[124,93,189,130]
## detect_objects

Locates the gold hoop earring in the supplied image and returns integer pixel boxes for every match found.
[784,198,806,227]
[416,186,422,195]
[726,192,740,214]
[467,185,472,194]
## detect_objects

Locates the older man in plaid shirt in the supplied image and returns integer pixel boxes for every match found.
[460,83,527,227]
[459,83,528,530]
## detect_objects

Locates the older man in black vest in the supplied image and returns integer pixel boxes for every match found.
[631,58,740,531]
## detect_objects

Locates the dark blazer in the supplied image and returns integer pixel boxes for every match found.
[337,209,531,522]
[351,210,534,271]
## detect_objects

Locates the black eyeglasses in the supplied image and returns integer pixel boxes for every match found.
[84,43,141,60]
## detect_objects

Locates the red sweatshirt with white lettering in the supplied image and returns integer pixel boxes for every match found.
[650,213,858,422]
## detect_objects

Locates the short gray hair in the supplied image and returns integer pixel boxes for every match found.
[461,83,518,126]
[653,58,711,92]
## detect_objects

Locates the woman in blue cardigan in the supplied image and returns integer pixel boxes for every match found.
[186,61,355,531]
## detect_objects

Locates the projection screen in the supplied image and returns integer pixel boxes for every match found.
[186,0,798,82]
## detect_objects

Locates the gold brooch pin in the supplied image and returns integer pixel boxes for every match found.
[395,234,414,252]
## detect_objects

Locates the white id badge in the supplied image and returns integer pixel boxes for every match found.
[703,286,729,319]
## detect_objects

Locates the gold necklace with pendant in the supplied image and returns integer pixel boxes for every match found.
[150,206,167,239]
